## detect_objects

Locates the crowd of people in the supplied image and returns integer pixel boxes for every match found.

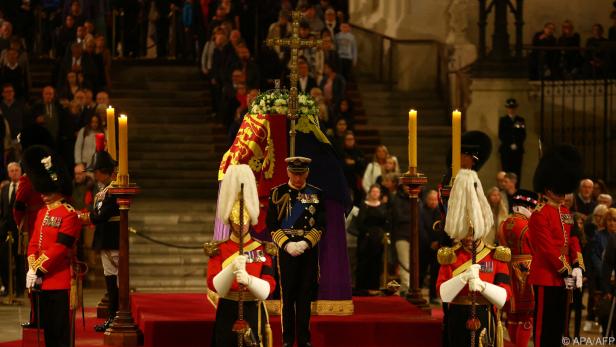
[0,1,114,301]
[529,9,616,79]
[199,0,357,145]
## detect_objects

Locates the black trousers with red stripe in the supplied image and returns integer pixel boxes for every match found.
[533,285,567,347]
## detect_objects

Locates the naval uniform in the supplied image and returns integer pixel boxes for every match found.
[27,199,81,347]
[267,182,325,346]
[528,200,584,347]
[437,243,512,347]
[206,237,276,347]
[89,182,120,321]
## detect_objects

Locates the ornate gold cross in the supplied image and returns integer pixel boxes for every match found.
[266,10,322,156]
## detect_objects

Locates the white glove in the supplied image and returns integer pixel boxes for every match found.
[296,241,309,252]
[232,255,247,272]
[510,144,518,150]
[572,268,583,289]
[468,278,487,292]
[26,269,38,289]
[478,282,508,308]
[564,277,575,290]
[285,242,303,257]
[234,269,250,285]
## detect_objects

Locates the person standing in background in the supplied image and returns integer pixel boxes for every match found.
[498,99,526,185]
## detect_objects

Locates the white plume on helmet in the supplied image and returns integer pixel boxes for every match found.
[217,164,259,226]
[444,169,493,241]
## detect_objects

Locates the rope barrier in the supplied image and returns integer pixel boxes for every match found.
[129,228,204,250]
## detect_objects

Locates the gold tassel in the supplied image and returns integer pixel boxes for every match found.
[70,278,78,310]
[496,309,504,347]
[262,301,273,347]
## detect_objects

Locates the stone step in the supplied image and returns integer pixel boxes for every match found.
[113,98,210,107]
[130,253,207,265]
[128,142,215,153]
[130,244,208,255]
[130,234,210,245]
[129,276,207,291]
[129,160,217,171]
[129,264,205,277]
[132,223,213,234]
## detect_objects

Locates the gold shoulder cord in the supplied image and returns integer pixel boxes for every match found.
[271,189,291,221]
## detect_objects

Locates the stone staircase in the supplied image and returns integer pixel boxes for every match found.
[109,61,224,292]
[356,79,451,189]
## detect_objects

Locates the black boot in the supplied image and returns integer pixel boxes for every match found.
[95,276,118,332]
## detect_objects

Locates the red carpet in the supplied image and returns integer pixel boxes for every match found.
[131,293,441,347]
[2,294,442,347]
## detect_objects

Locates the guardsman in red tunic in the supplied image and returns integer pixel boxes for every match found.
[437,169,511,347]
[205,164,276,347]
[528,144,584,347]
[23,145,80,347]
[497,189,539,347]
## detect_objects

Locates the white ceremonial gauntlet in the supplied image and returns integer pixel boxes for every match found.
[213,264,235,297]
[245,276,271,300]
[474,280,507,309]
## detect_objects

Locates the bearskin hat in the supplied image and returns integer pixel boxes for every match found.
[22,145,72,196]
[18,124,55,150]
[462,131,492,171]
[533,144,583,195]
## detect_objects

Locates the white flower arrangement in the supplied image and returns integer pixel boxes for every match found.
[249,90,319,117]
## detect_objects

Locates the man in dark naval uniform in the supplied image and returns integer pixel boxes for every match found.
[498,98,526,184]
[23,145,81,347]
[78,138,119,332]
[267,156,325,347]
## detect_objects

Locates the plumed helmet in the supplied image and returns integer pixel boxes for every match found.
[533,144,583,195]
[22,145,72,196]
[217,164,259,226]
[87,133,116,172]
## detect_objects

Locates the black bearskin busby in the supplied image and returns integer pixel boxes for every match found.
[533,144,583,195]
[18,124,55,151]
[22,145,72,196]
[446,131,493,172]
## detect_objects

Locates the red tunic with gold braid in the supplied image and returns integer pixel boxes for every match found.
[528,201,584,287]
[26,200,81,290]
[437,243,512,303]
[207,238,276,297]
[498,213,534,316]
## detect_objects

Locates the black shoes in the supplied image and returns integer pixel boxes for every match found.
[94,318,113,332]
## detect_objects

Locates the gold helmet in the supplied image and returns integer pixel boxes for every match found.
[230,198,251,226]
[217,164,260,226]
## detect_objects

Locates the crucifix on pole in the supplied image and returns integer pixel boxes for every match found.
[266,10,322,157]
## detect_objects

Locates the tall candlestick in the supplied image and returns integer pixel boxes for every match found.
[408,109,417,169]
[452,110,462,179]
[118,114,128,180]
[106,106,117,160]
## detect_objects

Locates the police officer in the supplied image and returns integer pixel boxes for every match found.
[267,157,324,347]
[78,138,120,332]
[23,145,81,347]
[497,189,539,347]
[437,168,511,347]
[528,144,584,347]
[206,164,276,347]
[498,99,526,184]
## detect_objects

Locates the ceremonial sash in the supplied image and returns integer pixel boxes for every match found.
[222,241,262,269]
[452,247,492,276]
[281,197,306,229]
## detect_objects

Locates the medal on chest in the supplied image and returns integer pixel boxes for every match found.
[43,214,62,228]
[480,261,493,274]
[244,249,267,263]
[297,193,319,204]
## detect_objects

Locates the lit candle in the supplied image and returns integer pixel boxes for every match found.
[118,114,128,177]
[106,106,117,160]
[452,110,462,179]
[408,109,417,169]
